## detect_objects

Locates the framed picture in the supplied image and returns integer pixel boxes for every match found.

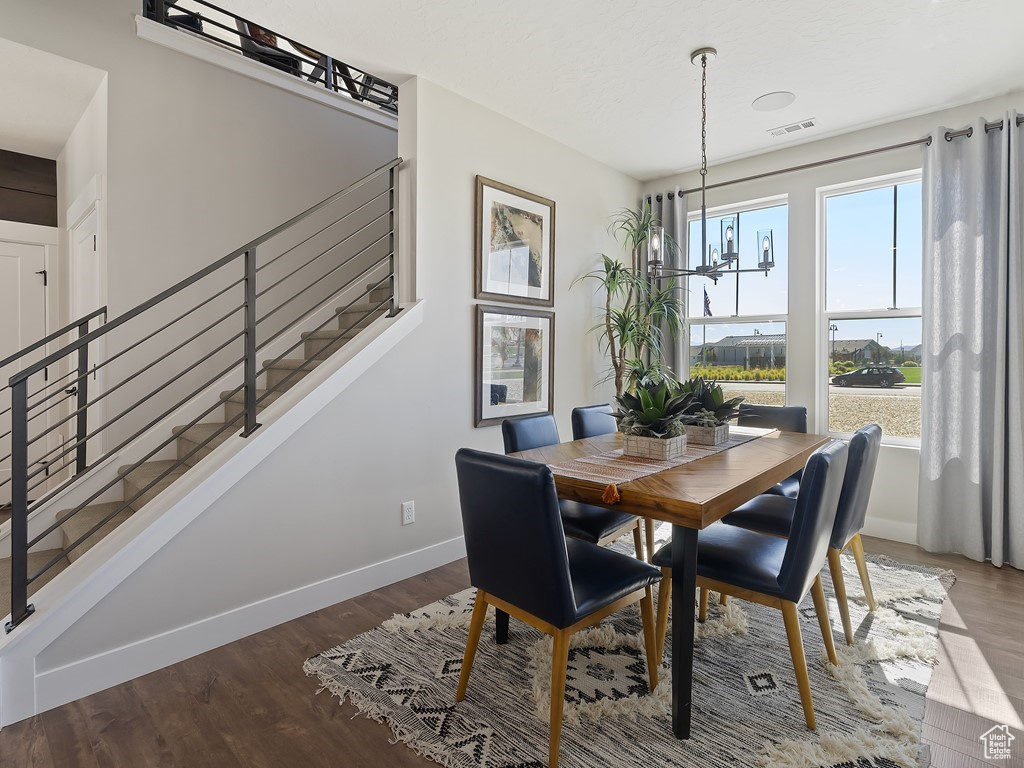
[475,305,555,427]
[475,176,555,306]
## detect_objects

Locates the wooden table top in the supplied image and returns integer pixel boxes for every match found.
[513,429,830,530]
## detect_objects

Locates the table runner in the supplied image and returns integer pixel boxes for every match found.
[549,427,775,488]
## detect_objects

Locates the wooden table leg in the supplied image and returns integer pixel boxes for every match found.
[671,524,698,739]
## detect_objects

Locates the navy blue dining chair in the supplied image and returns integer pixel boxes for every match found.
[570,403,616,440]
[722,423,883,644]
[738,404,809,499]
[454,448,661,768]
[652,440,849,730]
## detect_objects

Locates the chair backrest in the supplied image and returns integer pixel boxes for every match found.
[501,413,560,454]
[737,404,808,433]
[455,449,576,627]
[777,440,849,602]
[570,404,616,440]
[830,423,883,550]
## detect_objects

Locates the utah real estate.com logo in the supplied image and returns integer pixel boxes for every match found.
[980,724,1015,760]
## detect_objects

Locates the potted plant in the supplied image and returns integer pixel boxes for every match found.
[679,376,744,446]
[575,204,684,397]
[614,380,695,460]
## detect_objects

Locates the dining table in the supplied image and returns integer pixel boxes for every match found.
[511,425,830,739]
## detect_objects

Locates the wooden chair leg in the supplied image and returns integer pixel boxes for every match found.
[850,534,877,611]
[632,522,645,561]
[827,548,854,645]
[655,567,672,662]
[639,586,659,691]
[698,587,709,623]
[720,593,728,606]
[549,630,571,768]
[781,601,816,730]
[457,591,489,702]
[644,517,656,562]
[810,575,838,665]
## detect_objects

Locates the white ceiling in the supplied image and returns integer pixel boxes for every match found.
[245,0,1024,180]
[0,38,105,159]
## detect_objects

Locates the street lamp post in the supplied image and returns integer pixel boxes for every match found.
[876,332,883,363]
[829,323,838,364]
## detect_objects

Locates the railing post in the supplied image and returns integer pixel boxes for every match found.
[6,378,34,632]
[75,319,90,475]
[242,248,261,437]
[151,0,166,24]
[388,166,399,317]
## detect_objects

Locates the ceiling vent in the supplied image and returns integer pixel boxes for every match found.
[769,118,817,138]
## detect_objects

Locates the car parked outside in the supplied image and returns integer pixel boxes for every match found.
[831,366,906,388]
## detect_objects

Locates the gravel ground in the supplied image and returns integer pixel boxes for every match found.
[722,386,921,439]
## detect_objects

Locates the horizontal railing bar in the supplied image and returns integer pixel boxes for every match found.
[11,158,401,386]
[259,276,389,393]
[24,329,247,477]
[5,368,82,419]
[256,187,390,274]
[255,209,391,299]
[26,355,246,519]
[255,234,391,329]
[28,399,246,569]
[25,457,76,499]
[0,308,106,372]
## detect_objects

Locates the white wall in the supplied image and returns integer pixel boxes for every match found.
[34,78,639,681]
[642,90,1024,542]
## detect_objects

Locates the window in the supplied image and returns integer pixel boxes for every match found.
[822,175,922,441]
[686,199,788,403]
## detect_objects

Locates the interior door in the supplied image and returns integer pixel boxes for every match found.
[0,239,47,506]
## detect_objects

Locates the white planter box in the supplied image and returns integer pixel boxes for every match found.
[622,434,687,460]
[685,423,730,446]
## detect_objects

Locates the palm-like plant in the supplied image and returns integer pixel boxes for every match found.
[614,380,696,438]
[575,204,685,397]
[678,376,744,427]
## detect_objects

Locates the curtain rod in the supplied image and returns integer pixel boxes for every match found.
[648,114,1024,200]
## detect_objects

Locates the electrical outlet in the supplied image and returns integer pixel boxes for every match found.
[401,500,415,525]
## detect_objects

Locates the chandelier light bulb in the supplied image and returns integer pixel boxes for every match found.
[762,236,770,255]
[726,226,734,243]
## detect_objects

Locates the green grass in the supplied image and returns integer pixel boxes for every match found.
[898,366,922,384]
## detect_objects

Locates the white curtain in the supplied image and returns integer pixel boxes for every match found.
[646,190,687,377]
[918,111,1024,569]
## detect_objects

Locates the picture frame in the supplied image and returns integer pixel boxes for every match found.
[475,176,555,307]
[475,304,555,427]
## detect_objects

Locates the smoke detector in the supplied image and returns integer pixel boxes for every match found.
[768,118,817,138]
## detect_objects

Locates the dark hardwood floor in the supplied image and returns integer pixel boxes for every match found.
[1,537,1021,767]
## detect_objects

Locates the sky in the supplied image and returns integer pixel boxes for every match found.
[684,181,923,347]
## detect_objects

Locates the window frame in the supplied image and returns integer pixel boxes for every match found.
[684,194,789,401]
[816,169,923,446]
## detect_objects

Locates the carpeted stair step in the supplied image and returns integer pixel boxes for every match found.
[0,549,71,620]
[220,389,284,422]
[365,282,392,305]
[301,329,358,360]
[119,460,191,511]
[335,304,387,330]
[173,422,237,465]
[57,502,134,563]
[263,358,322,391]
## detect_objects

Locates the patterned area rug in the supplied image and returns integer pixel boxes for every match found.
[304,540,954,768]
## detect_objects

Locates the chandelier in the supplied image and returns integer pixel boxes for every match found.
[647,47,776,282]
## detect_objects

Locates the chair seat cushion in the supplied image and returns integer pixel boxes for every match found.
[558,500,639,543]
[566,539,661,626]
[722,494,798,537]
[762,471,802,499]
[652,524,788,599]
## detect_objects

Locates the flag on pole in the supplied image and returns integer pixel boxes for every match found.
[703,287,713,317]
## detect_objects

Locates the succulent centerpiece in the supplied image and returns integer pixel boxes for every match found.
[614,380,696,460]
[678,376,744,446]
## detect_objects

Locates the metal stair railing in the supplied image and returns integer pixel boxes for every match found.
[4,157,403,632]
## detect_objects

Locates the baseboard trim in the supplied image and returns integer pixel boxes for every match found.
[862,516,917,545]
[33,535,466,717]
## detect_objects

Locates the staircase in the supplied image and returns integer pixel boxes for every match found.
[1,158,401,631]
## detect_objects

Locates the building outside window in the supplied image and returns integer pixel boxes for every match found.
[686,199,788,406]
[821,173,923,441]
